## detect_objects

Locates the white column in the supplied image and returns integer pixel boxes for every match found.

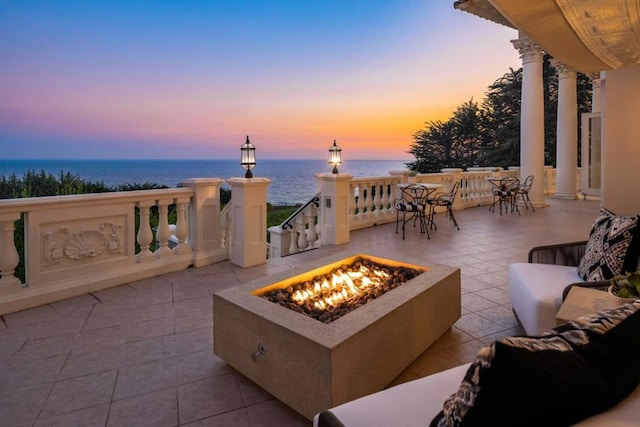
[226,177,271,268]
[315,173,353,245]
[551,59,578,199]
[590,72,602,113]
[512,35,547,207]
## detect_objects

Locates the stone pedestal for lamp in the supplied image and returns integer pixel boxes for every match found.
[226,177,271,268]
[315,172,353,246]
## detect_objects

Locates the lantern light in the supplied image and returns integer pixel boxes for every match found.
[328,140,342,174]
[240,136,256,178]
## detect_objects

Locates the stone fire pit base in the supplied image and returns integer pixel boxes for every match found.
[212,252,460,420]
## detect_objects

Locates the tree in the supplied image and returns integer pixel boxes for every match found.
[481,68,522,168]
[407,100,485,173]
[408,55,593,171]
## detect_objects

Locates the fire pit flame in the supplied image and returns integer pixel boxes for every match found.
[291,265,388,310]
[259,256,423,323]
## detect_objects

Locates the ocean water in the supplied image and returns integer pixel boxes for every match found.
[0,159,410,205]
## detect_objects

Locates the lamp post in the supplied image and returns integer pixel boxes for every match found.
[328,140,342,174]
[240,136,256,178]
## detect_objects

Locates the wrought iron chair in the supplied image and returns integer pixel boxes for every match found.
[427,180,461,230]
[517,174,535,211]
[395,184,429,239]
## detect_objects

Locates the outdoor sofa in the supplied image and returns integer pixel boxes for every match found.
[314,299,640,427]
[509,208,640,336]
[314,208,640,426]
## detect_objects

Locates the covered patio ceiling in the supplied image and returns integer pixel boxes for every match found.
[454,0,640,74]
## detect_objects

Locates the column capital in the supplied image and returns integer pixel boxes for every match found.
[589,72,602,90]
[511,37,544,63]
[550,59,577,78]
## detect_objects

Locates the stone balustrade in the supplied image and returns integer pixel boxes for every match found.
[0,178,226,315]
[0,167,565,315]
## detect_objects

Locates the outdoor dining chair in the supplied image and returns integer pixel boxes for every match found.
[427,180,461,230]
[395,184,429,239]
[517,175,535,211]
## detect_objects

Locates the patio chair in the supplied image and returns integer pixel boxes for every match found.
[395,184,429,239]
[427,180,461,230]
[517,174,535,211]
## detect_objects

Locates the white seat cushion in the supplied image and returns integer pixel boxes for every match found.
[313,361,640,426]
[313,364,471,427]
[509,263,583,335]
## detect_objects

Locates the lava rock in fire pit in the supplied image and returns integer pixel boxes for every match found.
[260,257,422,323]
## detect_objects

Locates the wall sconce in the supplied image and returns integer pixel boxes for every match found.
[240,135,256,178]
[328,140,342,174]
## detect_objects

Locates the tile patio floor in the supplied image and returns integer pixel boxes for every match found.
[0,197,601,426]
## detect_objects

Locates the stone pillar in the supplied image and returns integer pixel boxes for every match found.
[180,178,226,267]
[551,59,578,199]
[512,35,547,207]
[315,173,353,245]
[225,177,271,268]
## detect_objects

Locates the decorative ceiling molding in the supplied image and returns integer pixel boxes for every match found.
[556,0,640,69]
[453,0,640,73]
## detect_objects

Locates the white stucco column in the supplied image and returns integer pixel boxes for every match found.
[226,177,271,268]
[315,173,353,245]
[551,59,578,199]
[512,35,547,207]
[590,72,602,113]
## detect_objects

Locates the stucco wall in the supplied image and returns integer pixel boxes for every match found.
[602,65,640,215]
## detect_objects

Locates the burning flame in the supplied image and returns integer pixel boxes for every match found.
[291,265,390,310]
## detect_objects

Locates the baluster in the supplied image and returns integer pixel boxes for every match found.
[465,176,475,205]
[356,185,365,219]
[482,174,492,203]
[0,212,22,287]
[172,197,191,255]
[136,201,154,263]
[349,183,357,221]
[219,204,231,252]
[305,205,318,246]
[370,183,379,217]
[366,184,375,217]
[288,226,298,254]
[380,182,390,215]
[155,199,173,258]
[296,216,308,250]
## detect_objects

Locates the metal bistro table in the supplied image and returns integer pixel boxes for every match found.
[486,176,520,215]
[395,183,442,238]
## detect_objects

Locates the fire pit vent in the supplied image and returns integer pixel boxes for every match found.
[257,256,423,323]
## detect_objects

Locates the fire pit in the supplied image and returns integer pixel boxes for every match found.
[257,256,423,323]
[213,252,460,420]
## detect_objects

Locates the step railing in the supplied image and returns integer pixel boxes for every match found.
[268,193,321,258]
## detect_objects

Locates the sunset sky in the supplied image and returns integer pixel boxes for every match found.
[0,1,521,160]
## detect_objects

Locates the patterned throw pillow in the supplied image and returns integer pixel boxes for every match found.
[430,301,640,427]
[577,208,640,281]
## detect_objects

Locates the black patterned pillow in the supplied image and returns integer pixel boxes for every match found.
[577,208,640,281]
[430,301,640,427]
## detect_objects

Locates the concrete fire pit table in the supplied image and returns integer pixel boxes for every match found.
[212,252,461,420]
